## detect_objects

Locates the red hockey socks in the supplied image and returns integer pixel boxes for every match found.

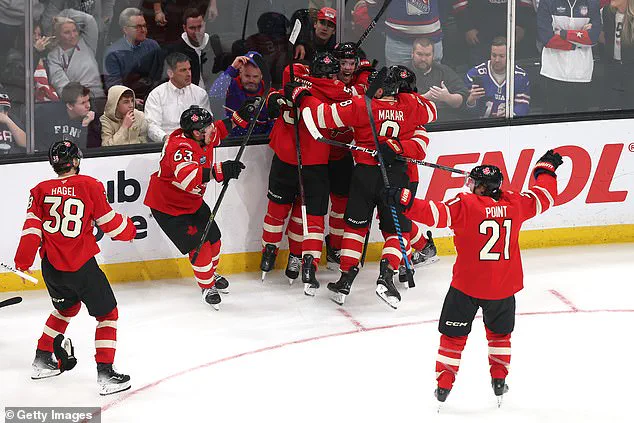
[95,307,118,364]
[486,327,511,380]
[37,302,81,352]
[261,201,292,250]
[435,334,468,390]
[189,240,221,289]
[303,214,325,266]
[328,194,347,250]
[286,200,304,257]
[339,225,368,272]
[409,223,428,251]
[381,231,411,270]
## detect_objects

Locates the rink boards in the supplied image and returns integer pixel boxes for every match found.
[1,118,633,291]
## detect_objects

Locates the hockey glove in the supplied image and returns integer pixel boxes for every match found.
[284,82,311,107]
[213,160,245,182]
[53,334,77,372]
[533,149,563,179]
[266,92,287,119]
[378,138,404,166]
[382,187,414,212]
[232,97,260,129]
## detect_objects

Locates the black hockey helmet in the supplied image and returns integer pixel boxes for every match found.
[311,52,340,78]
[468,165,503,199]
[391,65,417,93]
[48,139,83,174]
[334,42,359,63]
[377,66,400,97]
[180,105,214,134]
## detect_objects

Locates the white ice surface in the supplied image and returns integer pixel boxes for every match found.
[1,244,633,422]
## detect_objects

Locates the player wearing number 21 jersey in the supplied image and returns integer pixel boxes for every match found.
[383,150,564,406]
[14,140,136,395]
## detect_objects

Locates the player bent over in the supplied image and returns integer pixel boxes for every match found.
[14,140,137,395]
[383,150,564,407]
[144,105,250,310]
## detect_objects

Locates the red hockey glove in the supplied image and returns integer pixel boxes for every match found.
[284,81,311,106]
[533,149,563,179]
[378,138,403,166]
[382,187,414,212]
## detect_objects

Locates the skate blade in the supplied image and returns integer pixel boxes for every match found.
[303,284,317,296]
[31,367,61,380]
[261,271,267,282]
[414,256,440,268]
[217,288,229,294]
[99,380,132,396]
[496,395,503,408]
[375,286,399,309]
[330,292,346,305]
[210,303,220,311]
[288,277,296,286]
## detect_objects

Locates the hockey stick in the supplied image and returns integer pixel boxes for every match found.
[355,0,394,49]
[0,262,39,284]
[191,54,272,263]
[288,19,309,236]
[364,67,415,288]
[0,296,23,309]
[304,132,470,176]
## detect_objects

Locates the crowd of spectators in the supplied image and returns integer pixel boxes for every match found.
[0,0,633,155]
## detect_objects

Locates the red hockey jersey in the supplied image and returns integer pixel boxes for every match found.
[269,64,353,166]
[304,92,437,166]
[144,123,229,216]
[14,174,136,272]
[404,173,557,300]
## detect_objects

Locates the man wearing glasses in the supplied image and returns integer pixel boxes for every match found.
[104,7,162,104]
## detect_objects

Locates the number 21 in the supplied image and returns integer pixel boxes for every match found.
[479,219,511,261]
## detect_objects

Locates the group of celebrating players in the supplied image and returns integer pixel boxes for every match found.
[12,40,565,407]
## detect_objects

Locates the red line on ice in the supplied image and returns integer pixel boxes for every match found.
[549,289,580,312]
[337,307,367,331]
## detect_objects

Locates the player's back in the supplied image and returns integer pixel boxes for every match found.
[450,191,530,300]
[31,174,105,271]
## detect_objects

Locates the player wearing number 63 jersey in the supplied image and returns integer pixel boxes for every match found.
[144,105,247,310]
[14,140,136,395]
[383,150,564,406]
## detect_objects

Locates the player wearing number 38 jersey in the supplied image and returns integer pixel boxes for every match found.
[14,140,136,396]
[383,150,564,406]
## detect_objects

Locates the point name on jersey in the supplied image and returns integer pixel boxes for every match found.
[486,205,508,218]
[51,186,76,196]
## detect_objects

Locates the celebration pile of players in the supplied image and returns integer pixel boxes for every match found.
[11,41,565,408]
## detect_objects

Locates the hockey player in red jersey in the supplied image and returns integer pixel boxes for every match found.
[14,140,137,395]
[290,65,437,308]
[259,52,352,294]
[383,150,564,406]
[144,104,250,310]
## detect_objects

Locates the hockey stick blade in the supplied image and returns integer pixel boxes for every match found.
[0,262,38,284]
[289,19,302,46]
[0,296,22,309]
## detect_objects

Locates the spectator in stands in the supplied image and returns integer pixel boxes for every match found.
[0,90,26,153]
[464,36,531,118]
[33,23,59,103]
[0,1,43,62]
[163,8,213,89]
[104,8,162,103]
[47,9,105,101]
[411,37,468,122]
[452,0,536,66]
[34,82,96,151]
[208,51,273,136]
[537,0,601,114]
[366,0,443,66]
[145,52,210,143]
[294,7,337,62]
[244,12,291,87]
[150,0,217,44]
[100,85,148,146]
[41,0,114,36]
[601,0,634,110]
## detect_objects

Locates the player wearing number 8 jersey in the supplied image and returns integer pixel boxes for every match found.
[382,150,564,406]
[14,140,137,395]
